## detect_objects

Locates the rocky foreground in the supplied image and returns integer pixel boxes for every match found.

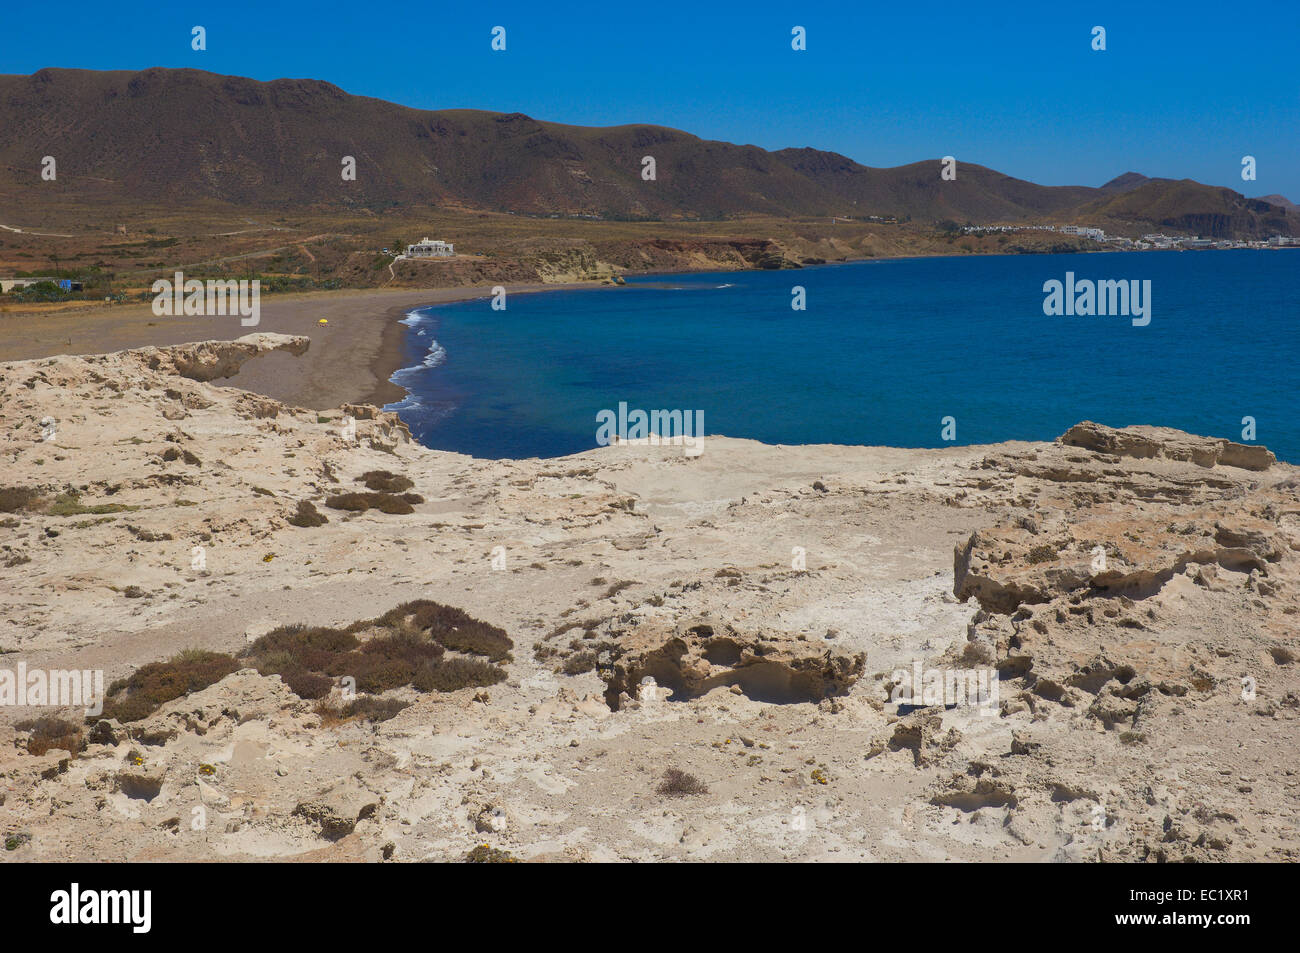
[1,335,1297,862]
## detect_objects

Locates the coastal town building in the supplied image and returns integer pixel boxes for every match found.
[1059,225,1105,240]
[954,224,1289,252]
[404,237,455,258]
[1141,233,1182,248]
[961,223,1107,241]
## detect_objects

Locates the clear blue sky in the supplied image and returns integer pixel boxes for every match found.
[6,0,1298,199]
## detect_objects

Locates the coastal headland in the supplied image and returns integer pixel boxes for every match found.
[1,334,1296,862]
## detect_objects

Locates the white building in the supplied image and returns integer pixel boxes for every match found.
[405,237,455,258]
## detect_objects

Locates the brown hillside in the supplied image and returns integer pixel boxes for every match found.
[0,67,1292,238]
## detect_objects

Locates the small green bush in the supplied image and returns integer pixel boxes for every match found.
[44,491,135,516]
[465,844,518,863]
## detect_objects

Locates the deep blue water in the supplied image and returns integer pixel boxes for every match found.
[385,250,1299,461]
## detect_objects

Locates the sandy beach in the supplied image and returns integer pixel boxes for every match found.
[0,282,609,410]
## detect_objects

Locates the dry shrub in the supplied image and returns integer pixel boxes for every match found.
[247,624,359,658]
[162,447,201,465]
[410,657,506,693]
[465,844,518,863]
[346,696,410,722]
[601,580,636,600]
[276,668,333,699]
[243,624,359,694]
[315,696,410,725]
[324,491,373,511]
[324,491,415,515]
[96,601,512,726]
[657,768,708,797]
[378,600,514,661]
[244,604,507,697]
[287,500,328,527]
[16,716,85,756]
[357,470,414,493]
[101,650,241,723]
[562,651,596,675]
[378,492,420,512]
[0,486,40,513]
[362,631,445,660]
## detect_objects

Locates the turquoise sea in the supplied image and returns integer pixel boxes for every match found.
[386,250,1299,461]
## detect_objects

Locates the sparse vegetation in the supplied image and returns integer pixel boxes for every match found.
[324,491,420,514]
[162,447,201,466]
[465,844,518,863]
[562,650,597,675]
[242,600,511,698]
[287,500,329,527]
[5,833,32,851]
[356,470,414,493]
[0,486,40,513]
[44,490,136,517]
[15,716,85,756]
[600,580,636,600]
[87,595,511,725]
[1026,544,1059,564]
[100,650,241,723]
[657,768,708,797]
[314,696,410,724]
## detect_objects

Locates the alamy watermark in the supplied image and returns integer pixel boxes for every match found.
[889,661,999,715]
[1042,271,1151,326]
[151,271,260,326]
[596,401,704,452]
[50,883,151,933]
[1,662,104,716]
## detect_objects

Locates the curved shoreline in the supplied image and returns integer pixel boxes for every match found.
[367,282,619,413]
[0,281,616,411]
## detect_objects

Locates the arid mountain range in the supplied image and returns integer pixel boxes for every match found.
[0,67,1294,238]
